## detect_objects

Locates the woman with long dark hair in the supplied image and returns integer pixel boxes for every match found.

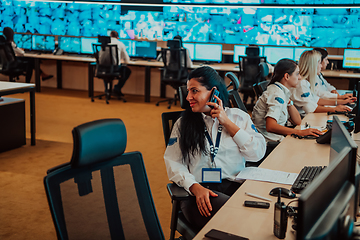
[164,66,266,229]
[252,58,322,143]
[3,27,53,83]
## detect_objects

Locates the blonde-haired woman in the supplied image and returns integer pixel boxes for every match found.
[290,50,355,116]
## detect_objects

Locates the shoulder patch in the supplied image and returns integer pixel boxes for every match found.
[168,137,177,146]
[275,97,284,104]
[301,92,310,98]
[251,124,258,133]
[315,82,318,86]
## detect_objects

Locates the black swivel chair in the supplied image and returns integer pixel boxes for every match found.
[253,62,270,98]
[44,118,165,240]
[156,40,188,109]
[238,56,267,110]
[225,72,247,112]
[163,73,244,240]
[0,36,27,82]
[92,42,126,104]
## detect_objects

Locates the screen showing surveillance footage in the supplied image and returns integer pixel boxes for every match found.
[1,0,360,49]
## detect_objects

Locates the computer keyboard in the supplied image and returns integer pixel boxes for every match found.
[291,166,326,193]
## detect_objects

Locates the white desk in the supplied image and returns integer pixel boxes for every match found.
[0,81,36,145]
[193,113,351,240]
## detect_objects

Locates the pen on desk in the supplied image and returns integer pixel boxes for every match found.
[245,192,272,202]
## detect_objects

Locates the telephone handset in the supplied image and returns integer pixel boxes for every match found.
[208,88,220,108]
[53,48,63,55]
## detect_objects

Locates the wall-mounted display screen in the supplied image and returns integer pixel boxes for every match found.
[183,43,195,60]
[1,1,360,49]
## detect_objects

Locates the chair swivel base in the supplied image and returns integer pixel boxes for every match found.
[91,93,127,104]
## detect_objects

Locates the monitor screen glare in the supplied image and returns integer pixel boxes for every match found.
[80,37,98,54]
[32,35,55,51]
[195,43,222,62]
[58,37,81,54]
[343,49,360,69]
[264,46,294,65]
[233,45,246,63]
[183,43,195,60]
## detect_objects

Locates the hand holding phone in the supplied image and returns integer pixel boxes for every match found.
[208,88,220,109]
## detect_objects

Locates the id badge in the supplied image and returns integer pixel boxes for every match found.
[202,168,222,183]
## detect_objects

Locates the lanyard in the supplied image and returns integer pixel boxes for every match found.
[204,125,223,167]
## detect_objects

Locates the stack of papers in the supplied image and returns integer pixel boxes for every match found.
[235,167,298,185]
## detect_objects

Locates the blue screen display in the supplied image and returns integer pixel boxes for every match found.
[80,37,98,54]
[32,35,55,51]
[1,1,360,49]
[14,33,32,50]
[58,36,81,54]
[264,46,294,65]
[194,43,222,62]
[294,47,310,62]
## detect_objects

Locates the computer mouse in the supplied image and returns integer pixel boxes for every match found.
[269,187,296,199]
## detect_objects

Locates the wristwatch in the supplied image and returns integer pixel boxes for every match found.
[288,100,294,107]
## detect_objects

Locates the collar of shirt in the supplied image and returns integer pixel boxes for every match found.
[274,82,291,101]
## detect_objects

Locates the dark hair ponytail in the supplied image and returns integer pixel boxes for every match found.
[179,66,229,162]
[270,58,298,85]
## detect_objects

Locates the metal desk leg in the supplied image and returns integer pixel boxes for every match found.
[145,66,151,102]
[34,58,41,92]
[56,60,62,89]
[88,63,95,98]
[30,89,36,145]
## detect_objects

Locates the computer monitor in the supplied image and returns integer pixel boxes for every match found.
[183,43,195,60]
[294,48,310,62]
[13,34,32,50]
[343,49,360,69]
[329,116,358,184]
[194,43,222,63]
[264,46,294,65]
[58,37,81,54]
[80,37,98,54]
[233,45,246,63]
[32,35,55,52]
[131,41,157,59]
[297,146,357,240]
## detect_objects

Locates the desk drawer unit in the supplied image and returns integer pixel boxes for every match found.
[0,97,26,152]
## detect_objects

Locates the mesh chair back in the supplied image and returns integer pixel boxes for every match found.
[239,56,267,89]
[92,44,120,78]
[44,119,164,240]
[161,48,188,82]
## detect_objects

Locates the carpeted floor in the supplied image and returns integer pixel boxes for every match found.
[0,88,181,239]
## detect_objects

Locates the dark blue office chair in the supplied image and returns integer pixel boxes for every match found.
[44,118,165,240]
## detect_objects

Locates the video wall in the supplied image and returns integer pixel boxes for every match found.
[1,0,360,48]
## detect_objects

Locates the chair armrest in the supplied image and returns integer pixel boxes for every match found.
[167,183,191,201]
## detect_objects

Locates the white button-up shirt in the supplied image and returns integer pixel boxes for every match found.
[164,108,266,193]
[290,79,320,115]
[252,82,291,142]
[315,74,337,99]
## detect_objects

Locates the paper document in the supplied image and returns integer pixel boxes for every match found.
[235,167,298,185]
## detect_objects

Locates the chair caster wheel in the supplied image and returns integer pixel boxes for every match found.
[99,96,102,99]
[123,100,127,103]
[106,101,109,104]
[91,99,94,102]
[167,106,171,109]
[156,103,159,106]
